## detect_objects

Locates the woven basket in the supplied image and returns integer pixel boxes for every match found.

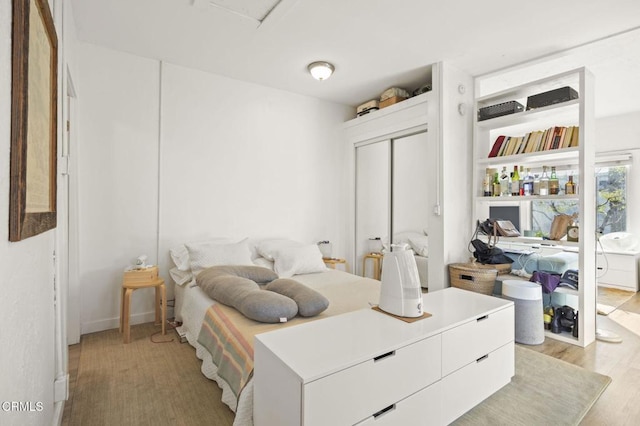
[448,263,498,295]
[474,261,512,275]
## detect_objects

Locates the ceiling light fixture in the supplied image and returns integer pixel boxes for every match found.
[307,61,335,81]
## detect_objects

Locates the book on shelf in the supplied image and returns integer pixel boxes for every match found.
[488,135,506,157]
[569,126,579,147]
[551,126,563,150]
[561,126,573,149]
[517,133,530,154]
[486,126,580,157]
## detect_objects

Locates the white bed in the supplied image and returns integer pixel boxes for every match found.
[174,267,381,426]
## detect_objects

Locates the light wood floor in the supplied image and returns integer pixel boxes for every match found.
[530,292,640,425]
[63,292,640,425]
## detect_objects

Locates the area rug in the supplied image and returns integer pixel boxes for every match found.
[453,345,611,425]
[67,325,611,426]
[597,286,635,316]
[63,323,236,426]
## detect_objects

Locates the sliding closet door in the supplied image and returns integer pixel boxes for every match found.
[392,132,430,238]
[355,141,390,276]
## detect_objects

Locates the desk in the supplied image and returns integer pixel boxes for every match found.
[362,252,383,280]
[119,267,166,343]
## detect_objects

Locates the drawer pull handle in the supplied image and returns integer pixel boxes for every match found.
[373,404,396,419]
[597,267,604,270]
[373,351,396,362]
[476,354,489,363]
[476,315,489,322]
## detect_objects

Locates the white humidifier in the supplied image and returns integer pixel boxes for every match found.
[378,244,423,318]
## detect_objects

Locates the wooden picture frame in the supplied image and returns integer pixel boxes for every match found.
[9,0,58,241]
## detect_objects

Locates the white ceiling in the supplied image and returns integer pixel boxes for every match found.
[70,0,640,116]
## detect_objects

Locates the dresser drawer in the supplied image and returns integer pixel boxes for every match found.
[303,334,442,426]
[442,305,513,376]
[596,253,636,271]
[355,380,442,426]
[597,268,638,291]
[441,341,514,425]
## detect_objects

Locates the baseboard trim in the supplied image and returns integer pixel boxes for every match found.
[81,307,174,335]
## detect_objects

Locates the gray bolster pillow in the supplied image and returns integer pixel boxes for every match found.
[198,265,279,284]
[265,278,330,317]
[197,265,297,323]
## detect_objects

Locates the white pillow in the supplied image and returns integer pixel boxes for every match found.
[393,232,420,244]
[253,257,275,271]
[170,237,235,271]
[170,245,191,271]
[273,244,327,278]
[257,239,303,261]
[169,267,192,286]
[186,238,254,277]
[408,235,429,257]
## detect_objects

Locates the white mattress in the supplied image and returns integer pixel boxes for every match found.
[174,269,381,426]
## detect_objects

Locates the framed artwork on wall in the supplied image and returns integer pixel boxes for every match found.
[9,0,58,242]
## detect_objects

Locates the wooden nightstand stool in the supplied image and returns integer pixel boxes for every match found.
[362,253,383,280]
[119,266,166,344]
[323,257,349,272]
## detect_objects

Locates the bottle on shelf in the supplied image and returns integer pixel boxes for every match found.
[539,166,550,196]
[549,166,560,195]
[565,175,576,195]
[499,167,509,196]
[511,166,520,196]
[533,173,541,195]
[482,172,492,196]
[509,172,514,195]
[519,165,525,195]
[523,168,534,196]
[492,172,500,197]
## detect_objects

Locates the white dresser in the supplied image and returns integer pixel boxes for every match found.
[597,251,640,292]
[254,288,514,426]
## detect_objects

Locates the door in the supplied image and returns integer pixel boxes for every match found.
[355,141,391,276]
[392,132,430,238]
[65,71,80,344]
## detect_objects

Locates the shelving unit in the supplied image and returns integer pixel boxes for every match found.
[473,68,596,347]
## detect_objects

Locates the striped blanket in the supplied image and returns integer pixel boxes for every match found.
[197,304,255,398]
[196,271,382,401]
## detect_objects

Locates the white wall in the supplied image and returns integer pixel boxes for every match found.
[159,62,352,266]
[596,111,640,153]
[76,44,160,333]
[0,0,56,424]
[428,62,474,290]
[595,111,640,236]
[76,47,352,333]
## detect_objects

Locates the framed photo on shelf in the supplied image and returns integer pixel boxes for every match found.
[9,0,58,242]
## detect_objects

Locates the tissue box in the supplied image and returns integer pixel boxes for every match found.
[124,265,158,283]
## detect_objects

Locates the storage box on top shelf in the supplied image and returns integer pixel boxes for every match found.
[379,87,410,109]
[379,95,407,109]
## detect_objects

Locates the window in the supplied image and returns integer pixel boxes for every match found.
[531,165,629,237]
[596,166,627,233]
